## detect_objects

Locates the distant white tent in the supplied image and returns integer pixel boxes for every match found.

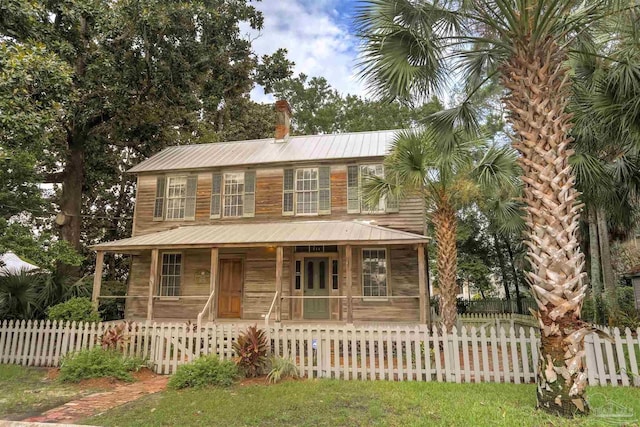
[0,252,40,276]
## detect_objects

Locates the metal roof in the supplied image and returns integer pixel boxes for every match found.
[92,220,427,251]
[128,129,400,173]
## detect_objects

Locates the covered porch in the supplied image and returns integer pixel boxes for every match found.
[91,221,431,325]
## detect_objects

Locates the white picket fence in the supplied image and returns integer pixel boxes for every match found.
[0,320,638,386]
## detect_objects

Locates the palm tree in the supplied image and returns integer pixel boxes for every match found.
[569,22,640,321]
[356,0,638,415]
[363,127,518,333]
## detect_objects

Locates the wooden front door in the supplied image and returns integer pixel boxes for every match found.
[303,257,330,320]
[217,258,243,318]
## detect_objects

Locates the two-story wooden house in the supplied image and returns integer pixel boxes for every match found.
[91,101,431,325]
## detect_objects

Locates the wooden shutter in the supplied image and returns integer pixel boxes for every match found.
[184,175,198,220]
[319,166,331,215]
[283,168,294,216]
[347,165,360,213]
[153,176,166,221]
[210,173,222,218]
[244,171,256,217]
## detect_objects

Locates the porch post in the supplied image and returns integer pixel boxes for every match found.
[345,244,353,324]
[275,246,283,322]
[209,247,219,321]
[147,248,159,321]
[417,244,429,325]
[91,251,105,309]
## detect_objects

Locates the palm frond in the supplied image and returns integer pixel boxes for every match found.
[473,145,520,191]
[425,101,481,137]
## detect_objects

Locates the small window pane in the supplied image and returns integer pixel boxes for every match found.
[295,260,301,290]
[332,260,338,290]
[319,261,325,289]
[307,261,314,289]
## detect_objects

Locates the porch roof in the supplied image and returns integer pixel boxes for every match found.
[91,220,429,251]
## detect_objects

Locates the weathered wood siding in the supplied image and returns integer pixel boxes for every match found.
[131,163,425,237]
[125,245,419,322]
[342,246,420,322]
[125,248,291,321]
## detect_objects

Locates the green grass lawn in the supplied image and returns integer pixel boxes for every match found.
[85,380,640,427]
[0,364,95,420]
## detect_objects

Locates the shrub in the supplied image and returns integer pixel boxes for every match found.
[59,347,146,382]
[266,356,299,384]
[232,325,269,378]
[168,355,239,389]
[47,297,101,323]
[101,321,131,351]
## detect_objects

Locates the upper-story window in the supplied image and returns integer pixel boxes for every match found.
[283,167,331,216]
[166,176,187,219]
[211,171,255,218]
[347,164,399,214]
[153,175,197,221]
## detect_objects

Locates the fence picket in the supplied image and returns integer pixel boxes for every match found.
[625,328,639,387]
[601,327,617,387]
[509,327,520,384]
[612,328,628,387]
[461,327,470,383]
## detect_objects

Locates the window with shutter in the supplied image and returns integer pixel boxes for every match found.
[184,175,197,220]
[210,173,222,218]
[283,169,294,215]
[318,166,331,214]
[153,177,166,221]
[347,165,360,213]
[244,171,256,217]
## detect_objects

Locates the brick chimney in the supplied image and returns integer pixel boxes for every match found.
[275,99,291,141]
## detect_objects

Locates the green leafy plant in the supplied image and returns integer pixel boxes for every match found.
[59,347,146,382]
[232,325,269,378]
[46,297,101,323]
[168,355,239,389]
[266,356,299,384]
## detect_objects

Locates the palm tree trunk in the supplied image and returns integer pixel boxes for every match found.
[596,207,617,318]
[432,201,457,333]
[502,39,589,416]
[588,207,602,297]
[587,207,602,323]
[505,237,523,314]
[493,233,511,303]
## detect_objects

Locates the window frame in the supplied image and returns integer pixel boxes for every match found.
[360,247,389,301]
[294,167,320,216]
[359,164,386,214]
[222,171,245,218]
[347,163,397,215]
[164,175,188,221]
[158,251,183,298]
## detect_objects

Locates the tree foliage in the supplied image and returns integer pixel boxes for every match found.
[272,74,443,135]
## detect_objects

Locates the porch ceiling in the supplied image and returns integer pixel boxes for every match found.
[91,220,429,252]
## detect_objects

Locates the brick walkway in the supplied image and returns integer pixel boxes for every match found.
[23,376,168,424]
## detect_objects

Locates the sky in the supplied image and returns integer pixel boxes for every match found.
[242,0,365,103]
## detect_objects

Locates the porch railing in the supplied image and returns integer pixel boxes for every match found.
[197,289,216,328]
[263,291,279,328]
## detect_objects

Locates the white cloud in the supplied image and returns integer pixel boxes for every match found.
[242,0,366,103]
